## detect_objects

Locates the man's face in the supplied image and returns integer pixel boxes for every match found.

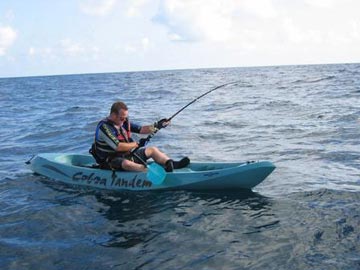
[115,109,128,125]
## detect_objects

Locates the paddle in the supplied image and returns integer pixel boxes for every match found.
[118,121,166,185]
[131,151,166,185]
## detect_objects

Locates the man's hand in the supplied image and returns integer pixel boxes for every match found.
[154,118,170,130]
[138,138,148,147]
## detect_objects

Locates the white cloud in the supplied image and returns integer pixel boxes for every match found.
[126,0,149,17]
[90,46,100,59]
[27,47,56,59]
[155,0,233,42]
[350,20,360,39]
[304,0,336,8]
[154,0,278,43]
[282,18,306,44]
[124,45,137,53]
[141,37,150,50]
[79,0,116,16]
[124,37,151,53]
[154,0,360,59]
[28,39,100,61]
[239,0,278,19]
[28,47,36,56]
[168,33,184,41]
[0,26,17,56]
[60,39,86,56]
[60,39,100,59]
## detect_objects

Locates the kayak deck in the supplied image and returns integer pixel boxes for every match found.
[55,154,254,172]
[53,154,252,172]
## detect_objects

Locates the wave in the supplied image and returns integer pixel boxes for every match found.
[147,89,173,95]
[292,75,336,84]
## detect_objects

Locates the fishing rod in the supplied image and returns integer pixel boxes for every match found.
[138,80,241,146]
[167,80,241,121]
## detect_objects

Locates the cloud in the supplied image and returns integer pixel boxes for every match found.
[154,0,233,42]
[28,39,100,60]
[351,20,360,39]
[124,45,137,53]
[141,37,150,50]
[79,0,116,16]
[239,0,278,19]
[60,39,86,56]
[28,47,35,56]
[126,0,149,17]
[154,0,360,60]
[0,26,17,56]
[154,0,277,42]
[124,37,151,53]
[27,46,55,60]
[304,0,337,8]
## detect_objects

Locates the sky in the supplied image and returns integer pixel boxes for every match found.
[0,0,360,78]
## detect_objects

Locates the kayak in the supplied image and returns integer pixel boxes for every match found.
[28,153,275,191]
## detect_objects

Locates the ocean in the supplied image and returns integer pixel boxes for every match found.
[0,63,359,269]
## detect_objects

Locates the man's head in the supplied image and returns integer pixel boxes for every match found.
[110,101,128,124]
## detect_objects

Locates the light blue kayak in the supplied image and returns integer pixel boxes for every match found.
[28,153,275,191]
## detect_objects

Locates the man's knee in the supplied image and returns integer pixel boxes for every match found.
[145,146,159,156]
[121,159,134,170]
[110,157,124,170]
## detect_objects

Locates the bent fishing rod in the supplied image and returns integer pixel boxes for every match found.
[141,80,241,145]
[167,80,241,122]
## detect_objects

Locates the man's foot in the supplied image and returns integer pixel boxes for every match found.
[165,159,174,172]
[173,157,190,169]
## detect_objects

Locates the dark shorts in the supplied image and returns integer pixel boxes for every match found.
[109,148,148,170]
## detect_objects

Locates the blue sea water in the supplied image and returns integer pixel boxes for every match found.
[0,63,359,269]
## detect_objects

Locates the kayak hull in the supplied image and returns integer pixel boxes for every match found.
[28,153,275,191]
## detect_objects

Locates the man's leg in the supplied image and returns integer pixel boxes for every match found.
[144,147,190,171]
[110,157,146,172]
[144,146,170,165]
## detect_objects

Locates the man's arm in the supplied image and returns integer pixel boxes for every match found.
[100,123,138,152]
[139,119,171,134]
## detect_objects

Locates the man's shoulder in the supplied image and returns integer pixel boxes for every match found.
[128,121,142,132]
[98,118,114,126]
[97,119,116,132]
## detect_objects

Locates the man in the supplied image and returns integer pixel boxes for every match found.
[90,101,189,172]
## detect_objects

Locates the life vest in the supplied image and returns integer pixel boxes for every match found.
[90,118,133,165]
[117,119,132,142]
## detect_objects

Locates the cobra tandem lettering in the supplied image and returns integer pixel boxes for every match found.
[72,172,152,188]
